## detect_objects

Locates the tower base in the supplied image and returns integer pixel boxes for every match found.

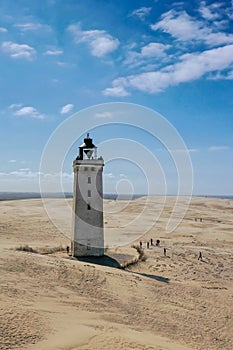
[72,241,104,257]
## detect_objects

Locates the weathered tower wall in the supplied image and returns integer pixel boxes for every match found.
[72,159,104,257]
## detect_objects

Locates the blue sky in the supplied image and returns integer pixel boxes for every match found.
[0,0,233,195]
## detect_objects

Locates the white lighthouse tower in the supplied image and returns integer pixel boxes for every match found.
[72,133,104,257]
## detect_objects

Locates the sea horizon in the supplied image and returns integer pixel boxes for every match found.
[0,192,233,201]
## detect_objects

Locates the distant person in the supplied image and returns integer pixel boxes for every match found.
[66,246,70,255]
[200,218,203,222]
[163,248,167,257]
[156,239,160,247]
[198,251,203,261]
[147,241,149,249]
[139,241,142,249]
[150,238,153,246]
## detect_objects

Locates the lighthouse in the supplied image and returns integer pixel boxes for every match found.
[72,133,104,257]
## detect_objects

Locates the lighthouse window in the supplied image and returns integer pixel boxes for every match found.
[91,167,95,171]
[88,190,91,197]
[88,176,91,184]
[84,167,88,171]
[87,204,91,210]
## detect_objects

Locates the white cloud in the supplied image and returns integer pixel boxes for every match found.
[95,112,112,118]
[9,170,40,178]
[104,173,115,179]
[8,103,23,109]
[19,168,30,171]
[68,23,119,57]
[199,1,222,20]
[44,49,63,56]
[124,42,171,69]
[56,61,71,67]
[213,19,229,29]
[1,41,36,60]
[103,84,130,97]
[9,159,16,163]
[141,42,170,57]
[0,170,73,180]
[151,10,203,40]
[206,32,233,46]
[208,69,233,80]
[151,10,233,46]
[226,70,233,79]
[60,104,74,114]
[208,146,230,151]
[0,27,7,32]
[41,171,73,182]
[104,44,233,95]
[130,7,152,20]
[61,172,73,180]
[13,106,45,120]
[170,148,198,153]
[14,22,50,31]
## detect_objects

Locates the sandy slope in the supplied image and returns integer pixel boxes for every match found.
[0,196,232,350]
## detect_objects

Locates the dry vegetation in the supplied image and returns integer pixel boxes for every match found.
[16,244,66,255]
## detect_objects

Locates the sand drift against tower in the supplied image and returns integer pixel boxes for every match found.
[72,134,104,257]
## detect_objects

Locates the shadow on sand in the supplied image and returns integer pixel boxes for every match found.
[128,271,170,283]
[74,255,170,283]
[76,254,122,268]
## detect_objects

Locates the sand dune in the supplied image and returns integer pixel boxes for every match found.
[0,196,233,349]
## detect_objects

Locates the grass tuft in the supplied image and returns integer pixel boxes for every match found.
[39,245,66,255]
[15,244,66,255]
[121,244,147,269]
[132,244,147,262]
[16,245,38,253]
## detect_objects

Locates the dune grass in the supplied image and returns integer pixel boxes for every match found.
[15,244,66,255]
